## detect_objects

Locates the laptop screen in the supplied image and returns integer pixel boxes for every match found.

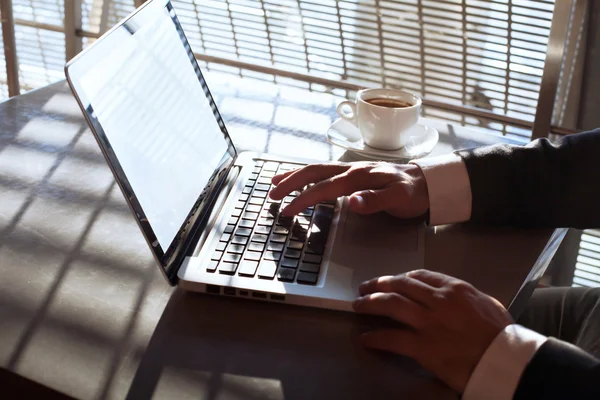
[66,0,236,283]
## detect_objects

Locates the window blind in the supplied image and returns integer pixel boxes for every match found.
[163,0,556,138]
[574,230,600,288]
[0,27,7,98]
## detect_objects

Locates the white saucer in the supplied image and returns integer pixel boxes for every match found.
[326,119,439,161]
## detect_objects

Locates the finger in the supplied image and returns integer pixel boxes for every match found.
[359,275,438,308]
[360,329,421,360]
[269,163,349,200]
[348,186,398,215]
[406,269,454,288]
[281,169,394,216]
[271,169,297,185]
[353,292,427,329]
[280,174,352,215]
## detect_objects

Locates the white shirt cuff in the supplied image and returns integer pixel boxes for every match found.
[410,153,472,225]
[462,324,548,400]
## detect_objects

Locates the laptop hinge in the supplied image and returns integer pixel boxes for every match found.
[188,164,241,258]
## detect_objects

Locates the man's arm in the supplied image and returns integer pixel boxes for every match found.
[514,338,600,399]
[459,129,600,229]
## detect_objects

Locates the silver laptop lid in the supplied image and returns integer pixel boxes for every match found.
[65,0,237,285]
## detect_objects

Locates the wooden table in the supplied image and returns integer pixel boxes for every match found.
[0,76,565,399]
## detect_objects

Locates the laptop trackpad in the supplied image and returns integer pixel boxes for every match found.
[329,210,424,287]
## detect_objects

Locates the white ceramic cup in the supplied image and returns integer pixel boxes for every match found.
[336,88,421,150]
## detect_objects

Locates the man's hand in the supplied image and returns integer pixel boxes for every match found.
[354,270,513,393]
[269,162,429,218]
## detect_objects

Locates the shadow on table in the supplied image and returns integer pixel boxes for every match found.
[125,289,453,400]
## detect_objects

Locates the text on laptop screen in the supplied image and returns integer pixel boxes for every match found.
[77,8,231,250]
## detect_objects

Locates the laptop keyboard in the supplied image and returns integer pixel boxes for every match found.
[208,160,335,285]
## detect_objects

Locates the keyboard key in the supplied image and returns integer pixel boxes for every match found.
[263,162,279,171]
[239,219,254,229]
[297,216,311,226]
[228,217,239,225]
[277,216,294,227]
[300,209,314,217]
[211,251,223,261]
[244,251,262,261]
[260,170,276,178]
[227,244,245,254]
[232,236,248,245]
[224,224,235,234]
[299,262,320,273]
[267,242,284,252]
[273,226,289,235]
[291,190,301,197]
[242,211,259,220]
[255,225,271,235]
[249,242,265,252]
[306,205,334,254]
[206,260,219,272]
[261,209,278,219]
[257,177,271,185]
[249,197,264,205]
[242,186,253,194]
[265,197,281,204]
[281,258,299,268]
[303,254,322,264]
[281,163,299,170]
[277,267,296,282]
[253,190,267,198]
[253,166,262,174]
[250,172,259,180]
[255,183,271,192]
[220,233,231,242]
[235,227,252,237]
[238,260,258,276]
[284,196,294,204]
[291,225,308,241]
[287,240,304,250]
[264,251,281,261]
[219,262,238,275]
[297,271,318,285]
[251,234,269,243]
[258,218,275,226]
[239,194,249,202]
[284,249,301,259]
[258,261,278,279]
[231,208,241,218]
[216,242,227,251]
[223,253,242,263]
[270,234,287,243]
[235,201,246,209]
[255,160,264,167]
[246,204,262,213]
[265,202,280,212]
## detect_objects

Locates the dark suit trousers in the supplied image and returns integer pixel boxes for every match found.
[517,287,600,357]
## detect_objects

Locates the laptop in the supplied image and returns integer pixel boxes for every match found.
[65,0,424,311]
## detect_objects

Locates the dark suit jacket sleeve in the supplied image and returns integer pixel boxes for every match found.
[456,128,600,229]
[457,129,600,398]
[513,338,600,399]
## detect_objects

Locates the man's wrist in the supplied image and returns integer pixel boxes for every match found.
[463,324,548,400]
[410,153,472,225]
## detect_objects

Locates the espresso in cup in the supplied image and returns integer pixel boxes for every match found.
[337,89,421,150]
[365,98,413,108]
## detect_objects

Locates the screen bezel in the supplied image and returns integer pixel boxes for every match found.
[65,0,237,285]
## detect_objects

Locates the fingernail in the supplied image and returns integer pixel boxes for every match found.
[353,195,364,207]
[352,296,364,309]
